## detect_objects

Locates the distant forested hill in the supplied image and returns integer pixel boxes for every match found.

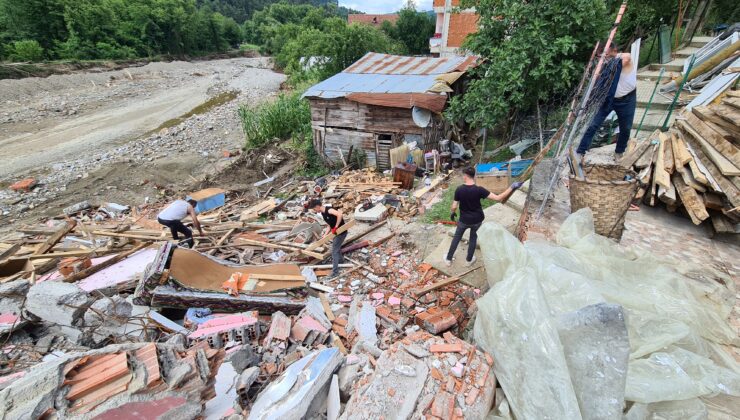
[196,0,341,23]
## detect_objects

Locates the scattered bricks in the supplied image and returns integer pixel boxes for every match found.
[332,324,348,338]
[401,298,415,310]
[333,317,348,327]
[9,178,37,192]
[443,331,458,343]
[388,296,402,306]
[58,257,92,278]
[430,368,444,382]
[430,391,455,419]
[388,388,396,397]
[446,377,455,392]
[419,310,457,335]
[430,342,464,353]
[263,362,277,375]
[465,387,480,406]
[484,352,494,366]
[476,365,490,388]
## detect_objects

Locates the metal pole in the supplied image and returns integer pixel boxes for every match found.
[662,54,696,130]
[635,67,665,138]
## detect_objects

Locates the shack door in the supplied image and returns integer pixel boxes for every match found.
[375,134,393,171]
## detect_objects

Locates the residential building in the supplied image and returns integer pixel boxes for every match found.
[430,0,478,57]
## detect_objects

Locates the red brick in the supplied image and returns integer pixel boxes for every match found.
[58,257,92,277]
[387,388,396,397]
[465,387,480,406]
[430,343,463,353]
[9,178,37,192]
[430,391,455,419]
[430,367,444,382]
[420,310,457,335]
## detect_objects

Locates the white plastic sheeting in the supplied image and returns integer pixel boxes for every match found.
[474,208,740,419]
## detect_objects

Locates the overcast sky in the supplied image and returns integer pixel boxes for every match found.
[339,0,434,14]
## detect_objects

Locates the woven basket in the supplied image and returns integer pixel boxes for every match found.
[569,164,638,240]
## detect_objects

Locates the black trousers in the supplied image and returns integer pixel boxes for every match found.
[446,221,482,262]
[158,217,194,248]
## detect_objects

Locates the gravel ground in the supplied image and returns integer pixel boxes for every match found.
[0,57,286,227]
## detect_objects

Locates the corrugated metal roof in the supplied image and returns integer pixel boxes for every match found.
[303,53,476,99]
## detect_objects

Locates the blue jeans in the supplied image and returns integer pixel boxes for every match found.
[446,221,481,262]
[577,89,636,155]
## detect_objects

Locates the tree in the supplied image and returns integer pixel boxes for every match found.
[393,7,434,55]
[6,39,44,61]
[448,0,608,130]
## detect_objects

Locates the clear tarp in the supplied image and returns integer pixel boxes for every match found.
[474,208,740,419]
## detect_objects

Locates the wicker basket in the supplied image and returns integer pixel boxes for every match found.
[569,164,638,240]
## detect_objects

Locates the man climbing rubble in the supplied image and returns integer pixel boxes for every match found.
[308,198,347,277]
[576,41,636,162]
[157,197,203,248]
[445,167,523,267]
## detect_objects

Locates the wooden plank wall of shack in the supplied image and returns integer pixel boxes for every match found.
[309,97,445,168]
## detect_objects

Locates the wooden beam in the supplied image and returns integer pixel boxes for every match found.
[304,219,356,252]
[619,134,654,169]
[671,131,693,167]
[655,133,671,189]
[685,139,740,208]
[208,228,236,256]
[92,230,166,241]
[682,113,740,169]
[678,120,740,176]
[34,221,76,255]
[673,173,710,225]
[413,266,483,297]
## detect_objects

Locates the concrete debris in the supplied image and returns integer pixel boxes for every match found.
[25,281,94,331]
[0,147,733,420]
[248,348,343,420]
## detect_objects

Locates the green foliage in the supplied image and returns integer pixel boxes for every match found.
[239,89,311,149]
[238,81,331,177]
[448,0,608,130]
[0,0,257,61]
[279,20,403,81]
[390,7,435,55]
[5,39,44,61]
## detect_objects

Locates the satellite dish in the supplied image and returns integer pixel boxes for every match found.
[412,106,432,128]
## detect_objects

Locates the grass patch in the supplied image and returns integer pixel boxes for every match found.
[238,80,333,178]
[422,179,497,224]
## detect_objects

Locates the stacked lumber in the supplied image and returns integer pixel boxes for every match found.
[322,168,419,219]
[621,91,740,234]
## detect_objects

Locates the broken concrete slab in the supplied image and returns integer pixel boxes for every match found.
[483,203,521,233]
[248,347,343,420]
[557,303,630,420]
[354,203,388,223]
[25,281,94,329]
[422,236,487,288]
[83,295,134,345]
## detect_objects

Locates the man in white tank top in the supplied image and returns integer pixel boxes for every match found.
[576,43,637,161]
[157,198,203,248]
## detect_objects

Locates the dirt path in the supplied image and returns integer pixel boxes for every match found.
[0,57,286,227]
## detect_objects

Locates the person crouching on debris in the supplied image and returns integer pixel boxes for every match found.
[308,198,347,277]
[157,197,203,248]
[445,167,523,267]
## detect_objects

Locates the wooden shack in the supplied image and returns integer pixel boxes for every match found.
[303,53,476,170]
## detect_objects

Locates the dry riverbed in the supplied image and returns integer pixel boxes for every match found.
[0,57,286,227]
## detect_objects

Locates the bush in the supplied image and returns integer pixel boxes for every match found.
[238,90,311,149]
[6,40,44,62]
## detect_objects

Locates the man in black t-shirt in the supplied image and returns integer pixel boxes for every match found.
[445,167,523,266]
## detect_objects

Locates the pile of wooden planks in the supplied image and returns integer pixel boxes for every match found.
[620,90,739,233]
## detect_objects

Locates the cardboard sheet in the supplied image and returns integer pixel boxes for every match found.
[169,248,303,294]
